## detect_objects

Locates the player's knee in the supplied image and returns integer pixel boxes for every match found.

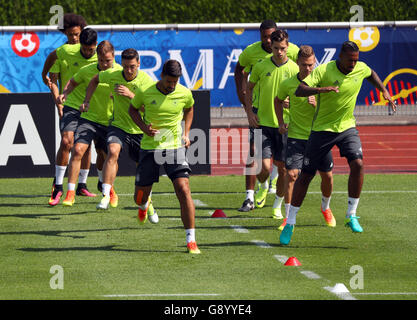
[349,158,363,173]
[287,170,298,182]
[61,135,74,151]
[72,144,85,160]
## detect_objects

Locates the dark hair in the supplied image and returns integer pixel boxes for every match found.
[121,48,139,61]
[162,59,182,77]
[270,29,289,44]
[297,45,315,59]
[97,40,114,56]
[260,19,277,31]
[79,28,97,46]
[60,13,87,33]
[341,41,359,53]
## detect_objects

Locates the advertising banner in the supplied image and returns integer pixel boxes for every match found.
[1,26,416,108]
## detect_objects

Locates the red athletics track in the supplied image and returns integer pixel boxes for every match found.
[210,125,417,175]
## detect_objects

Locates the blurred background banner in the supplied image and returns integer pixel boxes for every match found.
[0,25,416,109]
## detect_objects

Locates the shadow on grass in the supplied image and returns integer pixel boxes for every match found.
[0,211,92,220]
[199,241,349,250]
[17,245,181,253]
[0,194,47,199]
[0,227,137,239]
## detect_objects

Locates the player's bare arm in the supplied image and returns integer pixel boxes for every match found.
[366,69,396,112]
[234,62,249,105]
[49,72,64,119]
[82,74,100,112]
[295,82,339,97]
[114,84,135,99]
[41,50,58,87]
[274,96,288,134]
[128,104,159,137]
[57,78,79,105]
[182,106,194,148]
[244,81,259,128]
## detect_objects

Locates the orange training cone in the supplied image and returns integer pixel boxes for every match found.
[211,209,227,218]
[284,257,301,266]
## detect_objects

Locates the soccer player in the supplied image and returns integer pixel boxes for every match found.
[56,40,122,207]
[83,49,156,220]
[280,41,396,245]
[245,30,299,219]
[275,45,335,230]
[129,59,200,254]
[42,13,87,88]
[48,28,99,206]
[235,19,299,212]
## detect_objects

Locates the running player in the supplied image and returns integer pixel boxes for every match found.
[280,41,396,245]
[235,19,299,212]
[129,59,200,254]
[245,30,299,219]
[275,45,335,230]
[56,41,123,207]
[48,28,98,206]
[42,13,87,88]
[82,49,157,221]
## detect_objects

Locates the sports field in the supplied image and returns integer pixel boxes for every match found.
[1,173,416,300]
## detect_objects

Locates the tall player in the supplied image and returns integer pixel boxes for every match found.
[48,28,98,206]
[56,41,123,207]
[280,41,396,245]
[129,59,200,254]
[275,45,335,230]
[235,19,299,212]
[83,49,157,221]
[245,30,299,219]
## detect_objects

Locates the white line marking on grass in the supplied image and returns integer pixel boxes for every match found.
[117,190,417,197]
[193,199,208,207]
[273,255,289,264]
[251,240,272,249]
[102,293,221,297]
[300,270,322,280]
[230,225,249,233]
[323,286,357,300]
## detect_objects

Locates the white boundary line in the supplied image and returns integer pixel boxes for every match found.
[353,292,417,295]
[102,293,221,297]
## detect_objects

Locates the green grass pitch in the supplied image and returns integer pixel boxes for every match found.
[0,174,416,300]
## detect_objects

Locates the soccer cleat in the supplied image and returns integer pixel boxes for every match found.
[321,207,336,227]
[147,201,159,224]
[238,198,254,212]
[49,185,63,206]
[278,218,287,231]
[76,183,97,197]
[255,185,268,208]
[62,190,75,206]
[344,216,363,233]
[187,241,201,254]
[109,186,118,208]
[96,195,110,210]
[272,207,283,220]
[137,203,149,225]
[279,224,294,245]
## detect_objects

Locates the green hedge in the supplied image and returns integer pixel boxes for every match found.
[1,0,416,25]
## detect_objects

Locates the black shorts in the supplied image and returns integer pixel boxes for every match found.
[135,147,191,186]
[302,127,363,175]
[260,125,287,162]
[286,137,333,172]
[74,118,108,152]
[60,106,80,133]
[106,125,142,163]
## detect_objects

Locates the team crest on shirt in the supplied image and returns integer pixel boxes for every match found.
[266,72,271,77]
[333,80,340,86]
[151,100,157,105]
[303,157,310,166]
[286,157,293,166]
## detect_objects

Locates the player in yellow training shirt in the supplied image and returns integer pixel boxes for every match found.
[280,41,396,245]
